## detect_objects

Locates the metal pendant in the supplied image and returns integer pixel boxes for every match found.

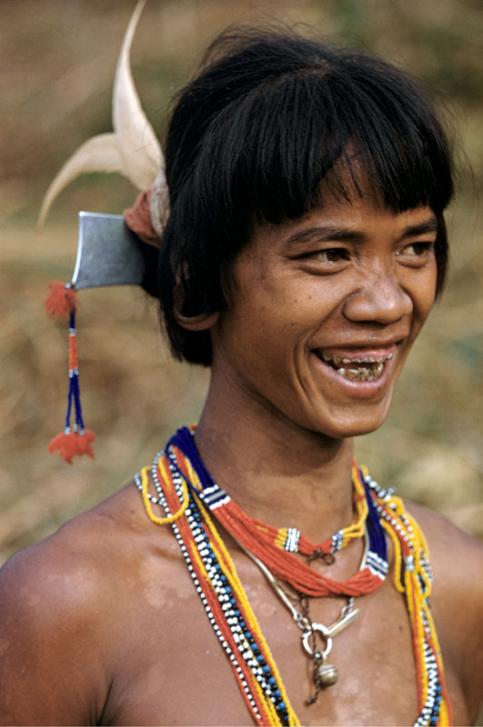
[301,602,359,660]
[302,600,359,702]
[316,661,338,688]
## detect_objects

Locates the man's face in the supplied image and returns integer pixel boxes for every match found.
[210,193,438,440]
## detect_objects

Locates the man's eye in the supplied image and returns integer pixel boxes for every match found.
[310,248,350,263]
[400,242,435,257]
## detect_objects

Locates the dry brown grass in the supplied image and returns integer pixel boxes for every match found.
[1,0,482,564]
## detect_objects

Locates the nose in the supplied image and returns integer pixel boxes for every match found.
[342,272,413,325]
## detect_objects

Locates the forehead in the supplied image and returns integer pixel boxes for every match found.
[249,194,437,253]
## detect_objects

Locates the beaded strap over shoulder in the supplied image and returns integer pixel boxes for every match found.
[136,451,298,726]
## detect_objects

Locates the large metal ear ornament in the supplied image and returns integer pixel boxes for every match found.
[41,1,167,462]
[72,212,145,290]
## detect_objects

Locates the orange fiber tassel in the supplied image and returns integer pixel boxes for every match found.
[48,430,96,464]
[75,430,96,459]
[44,281,78,319]
[48,431,80,464]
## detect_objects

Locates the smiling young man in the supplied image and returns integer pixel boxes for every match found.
[1,27,483,727]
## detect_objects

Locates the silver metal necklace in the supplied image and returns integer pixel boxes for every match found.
[242,544,361,704]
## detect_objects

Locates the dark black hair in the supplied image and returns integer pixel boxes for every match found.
[146,27,454,366]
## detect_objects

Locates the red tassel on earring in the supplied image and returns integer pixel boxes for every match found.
[45,281,79,319]
[48,430,96,464]
[46,288,96,463]
[75,430,96,458]
[48,431,82,464]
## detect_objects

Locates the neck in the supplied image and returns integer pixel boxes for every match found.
[194,375,355,545]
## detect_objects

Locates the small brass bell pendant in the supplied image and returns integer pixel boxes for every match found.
[317,662,338,688]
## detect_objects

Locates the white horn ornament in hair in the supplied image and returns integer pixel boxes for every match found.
[38,0,165,228]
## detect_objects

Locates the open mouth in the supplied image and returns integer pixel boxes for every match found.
[317,351,394,383]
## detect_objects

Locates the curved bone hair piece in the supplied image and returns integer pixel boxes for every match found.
[38,0,164,226]
[113,0,162,190]
[38,134,123,226]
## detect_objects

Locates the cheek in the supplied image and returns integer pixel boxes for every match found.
[217,288,310,380]
[404,260,438,330]
[416,265,438,321]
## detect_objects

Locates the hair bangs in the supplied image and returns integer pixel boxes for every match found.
[212,72,349,229]
[339,74,453,215]
[212,67,453,233]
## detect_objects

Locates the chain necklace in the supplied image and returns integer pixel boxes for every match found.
[243,544,360,703]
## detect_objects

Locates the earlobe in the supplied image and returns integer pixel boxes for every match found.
[173,283,220,331]
[174,308,220,331]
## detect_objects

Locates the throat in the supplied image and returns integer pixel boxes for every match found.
[194,428,355,545]
[194,381,356,541]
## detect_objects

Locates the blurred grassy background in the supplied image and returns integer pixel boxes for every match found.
[1,0,482,564]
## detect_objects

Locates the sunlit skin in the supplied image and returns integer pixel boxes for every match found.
[194,193,439,540]
[0,194,482,726]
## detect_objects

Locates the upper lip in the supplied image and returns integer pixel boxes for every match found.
[313,335,407,351]
[312,335,407,364]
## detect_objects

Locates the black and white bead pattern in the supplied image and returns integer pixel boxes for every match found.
[364,549,390,579]
[283,528,301,553]
[137,453,264,724]
[162,457,289,720]
[137,450,290,724]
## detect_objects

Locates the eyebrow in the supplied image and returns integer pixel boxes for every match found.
[285,216,438,246]
[402,218,439,238]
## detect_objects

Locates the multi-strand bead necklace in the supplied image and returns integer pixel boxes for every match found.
[134,426,452,726]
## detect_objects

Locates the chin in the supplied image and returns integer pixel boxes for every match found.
[308,397,394,440]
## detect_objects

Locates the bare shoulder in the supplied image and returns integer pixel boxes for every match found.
[0,477,182,630]
[406,501,483,717]
[406,501,483,600]
[0,479,167,605]
[0,479,181,725]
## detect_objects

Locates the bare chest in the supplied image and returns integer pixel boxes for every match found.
[101,568,468,726]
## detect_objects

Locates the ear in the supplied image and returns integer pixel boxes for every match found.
[173,283,220,331]
[174,308,220,331]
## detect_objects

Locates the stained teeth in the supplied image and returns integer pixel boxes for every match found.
[322,351,393,367]
[320,348,394,382]
[333,362,385,382]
